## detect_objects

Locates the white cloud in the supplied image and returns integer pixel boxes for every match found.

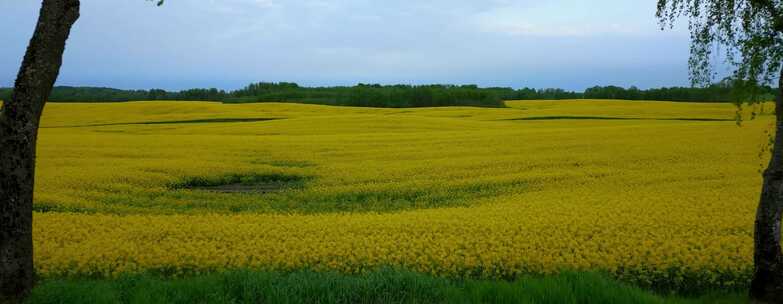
[471,1,655,37]
[0,0,692,90]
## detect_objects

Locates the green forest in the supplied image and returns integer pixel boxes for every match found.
[0,80,776,108]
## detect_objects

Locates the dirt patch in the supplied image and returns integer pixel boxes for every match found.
[172,173,309,194]
[192,183,290,193]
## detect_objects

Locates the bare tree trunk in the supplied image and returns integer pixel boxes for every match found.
[750,68,783,302]
[0,0,79,302]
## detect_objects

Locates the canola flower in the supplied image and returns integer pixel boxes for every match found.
[31,100,771,290]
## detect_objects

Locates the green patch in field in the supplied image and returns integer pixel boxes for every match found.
[171,173,310,194]
[505,116,734,122]
[250,159,316,168]
[276,178,531,213]
[33,202,98,214]
[43,117,283,128]
[82,174,531,214]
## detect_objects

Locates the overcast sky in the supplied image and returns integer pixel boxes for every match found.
[1,0,695,91]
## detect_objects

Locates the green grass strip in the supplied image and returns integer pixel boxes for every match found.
[27,269,745,304]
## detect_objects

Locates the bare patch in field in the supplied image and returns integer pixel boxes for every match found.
[172,173,309,194]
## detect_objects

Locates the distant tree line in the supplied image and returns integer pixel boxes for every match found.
[0,84,505,108]
[0,81,777,108]
[0,86,229,103]
[582,80,777,102]
[226,83,505,107]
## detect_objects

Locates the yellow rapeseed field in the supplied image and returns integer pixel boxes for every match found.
[31,100,772,289]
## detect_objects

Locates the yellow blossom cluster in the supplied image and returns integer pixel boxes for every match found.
[31,100,771,289]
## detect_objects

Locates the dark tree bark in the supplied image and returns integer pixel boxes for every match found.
[0,0,79,302]
[750,67,783,302]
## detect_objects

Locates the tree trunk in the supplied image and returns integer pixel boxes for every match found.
[0,0,79,302]
[750,68,783,302]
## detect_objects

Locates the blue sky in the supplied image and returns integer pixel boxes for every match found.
[1,0,693,91]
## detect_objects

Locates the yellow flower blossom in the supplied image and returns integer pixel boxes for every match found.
[30,100,772,289]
